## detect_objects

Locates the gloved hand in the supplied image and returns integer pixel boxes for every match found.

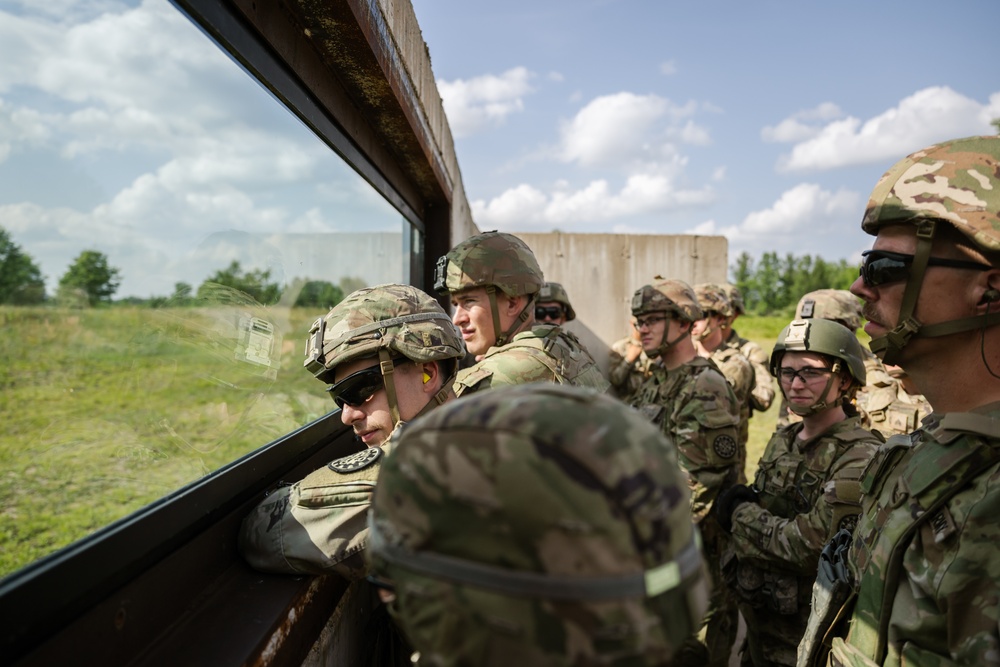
[716,484,759,532]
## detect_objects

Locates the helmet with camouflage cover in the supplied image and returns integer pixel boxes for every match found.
[435,231,544,347]
[303,283,464,424]
[770,318,866,417]
[859,136,1000,364]
[368,384,709,667]
[694,283,734,319]
[537,281,576,321]
[722,283,746,316]
[631,279,702,358]
[795,289,863,332]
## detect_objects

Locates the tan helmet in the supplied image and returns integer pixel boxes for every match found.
[722,283,746,316]
[303,283,464,425]
[368,384,709,667]
[858,135,1000,364]
[694,283,734,319]
[631,279,703,322]
[537,281,576,321]
[795,289,863,332]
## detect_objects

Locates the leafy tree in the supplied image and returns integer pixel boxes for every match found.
[57,250,121,307]
[730,251,864,315]
[293,280,344,309]
[0,227,46,304]
[338,275,367,295]
[197,260,282,305]
[992,117,1000,135]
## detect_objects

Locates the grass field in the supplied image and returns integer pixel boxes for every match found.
[0,307,791,579]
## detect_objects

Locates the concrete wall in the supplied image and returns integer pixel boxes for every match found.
[517,233,729,367]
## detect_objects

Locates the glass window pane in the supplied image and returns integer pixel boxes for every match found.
[0,0,413,576]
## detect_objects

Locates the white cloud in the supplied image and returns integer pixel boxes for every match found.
[777,86,998,171]
[437,67,535,138]
[558,92,701,168]
[762,102,844,143]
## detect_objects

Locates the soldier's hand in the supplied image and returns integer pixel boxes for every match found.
[625,341,643,363]
[716,484,758,532]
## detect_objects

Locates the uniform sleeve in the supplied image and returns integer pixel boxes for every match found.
[672,368,742,521]
[238,461,380,579]
[729,440,877,575]
[742,340,775,412]
[454,350,557,396]
[717,352,755,407]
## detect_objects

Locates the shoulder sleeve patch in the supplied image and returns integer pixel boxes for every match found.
[712,434,738,459]
[328,447,382,473]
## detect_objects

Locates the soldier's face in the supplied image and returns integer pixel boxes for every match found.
[778,352,844,407]
[692,314,725,349]
[535,301,566,325]
[635,312,668,354]
[451,287,525,357]
[334,357,427,447]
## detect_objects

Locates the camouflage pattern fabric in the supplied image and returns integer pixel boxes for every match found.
[725,417,879,667]
[856,374,932,439]
[631,358,742,666]
[794,289,863,332]
[367,384,711,667]
[695,282,736,318]
[826,403,1000,666]
[710,346,754,478]
[608,334,654,403]
[239,438,395,578]
[434,230,543,297]
[631,279,704,322]
[724,328,776,413]
[454,324,609,396]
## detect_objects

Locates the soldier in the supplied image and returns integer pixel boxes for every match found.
[535,281,575,325]
[694,282,755,475]
[366,384,711,667]
[629,278,742,667]
[722,282,776,416]
[238,284,464,577]
[434,231,608,395]
[715,318,880,667]
[797,136,1000,667]
[608,323,654,402]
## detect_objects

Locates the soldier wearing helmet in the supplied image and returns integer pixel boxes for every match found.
[798,136,1000,667]
[435,231,608,396]
[608,323,654,403]
[693,282,754,472]
[721,282,776,416]
[239,284,464,577]
[715,318,880,667]
[367,384,711,667]
[629,278,742,667]
[535,281,576,325]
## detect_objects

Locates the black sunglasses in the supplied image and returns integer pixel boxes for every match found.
[326,358,404,409]
[535,305,564,320]
[859,249,992,287]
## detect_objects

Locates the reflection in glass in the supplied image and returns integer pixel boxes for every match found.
[0,0,415,576]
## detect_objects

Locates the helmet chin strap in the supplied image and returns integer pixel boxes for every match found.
[785,362,842,417]
[647,316,689,359]
[869,219,1000,364]
[378,348,402,426]
[488,285,533,347]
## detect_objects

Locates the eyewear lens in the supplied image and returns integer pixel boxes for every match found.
[778,367,832,384]
[635,315,666,329]
[535,306,564,320]
[859,249,993,287]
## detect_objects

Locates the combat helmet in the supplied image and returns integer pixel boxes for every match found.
[858,135,1000,364]
[304,283,464,425]
[795,289,863,332]
[368,384,709,667]
[537,281,576,321]
[722,283,746,316]
[770,318,866,417]
[434,231,544,346]
[631,279,702,358]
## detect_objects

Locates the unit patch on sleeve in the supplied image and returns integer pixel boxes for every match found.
[712,435,738,459]
[328,447,383,473]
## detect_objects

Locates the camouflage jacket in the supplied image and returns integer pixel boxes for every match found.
[608,335,654,403]
[710,345,754,463]
[238,443,390,579]
[454,324,609,396]
[726,417,879,667]
[828,403,1000,667]
[632,357,742,522]
[857,378,932,439]
[725,329,774,413]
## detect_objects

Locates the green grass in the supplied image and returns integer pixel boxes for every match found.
[0,305,330,577]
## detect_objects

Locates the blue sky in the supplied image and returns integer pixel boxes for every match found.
[411,0,1000,263]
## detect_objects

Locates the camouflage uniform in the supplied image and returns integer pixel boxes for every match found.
[855,370,932,439]
[718,319,880,667]
[798,136,1000,667]
[238,284,464,578]
[368,384,711,667]
[696,283,755,468]
[723,283,776,414]
[608,333,654,403]
[630,279,742,667]
[436,231,608,396]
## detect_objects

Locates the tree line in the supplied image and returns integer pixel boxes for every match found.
[730,250,859,315]
[0,226,357,310]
